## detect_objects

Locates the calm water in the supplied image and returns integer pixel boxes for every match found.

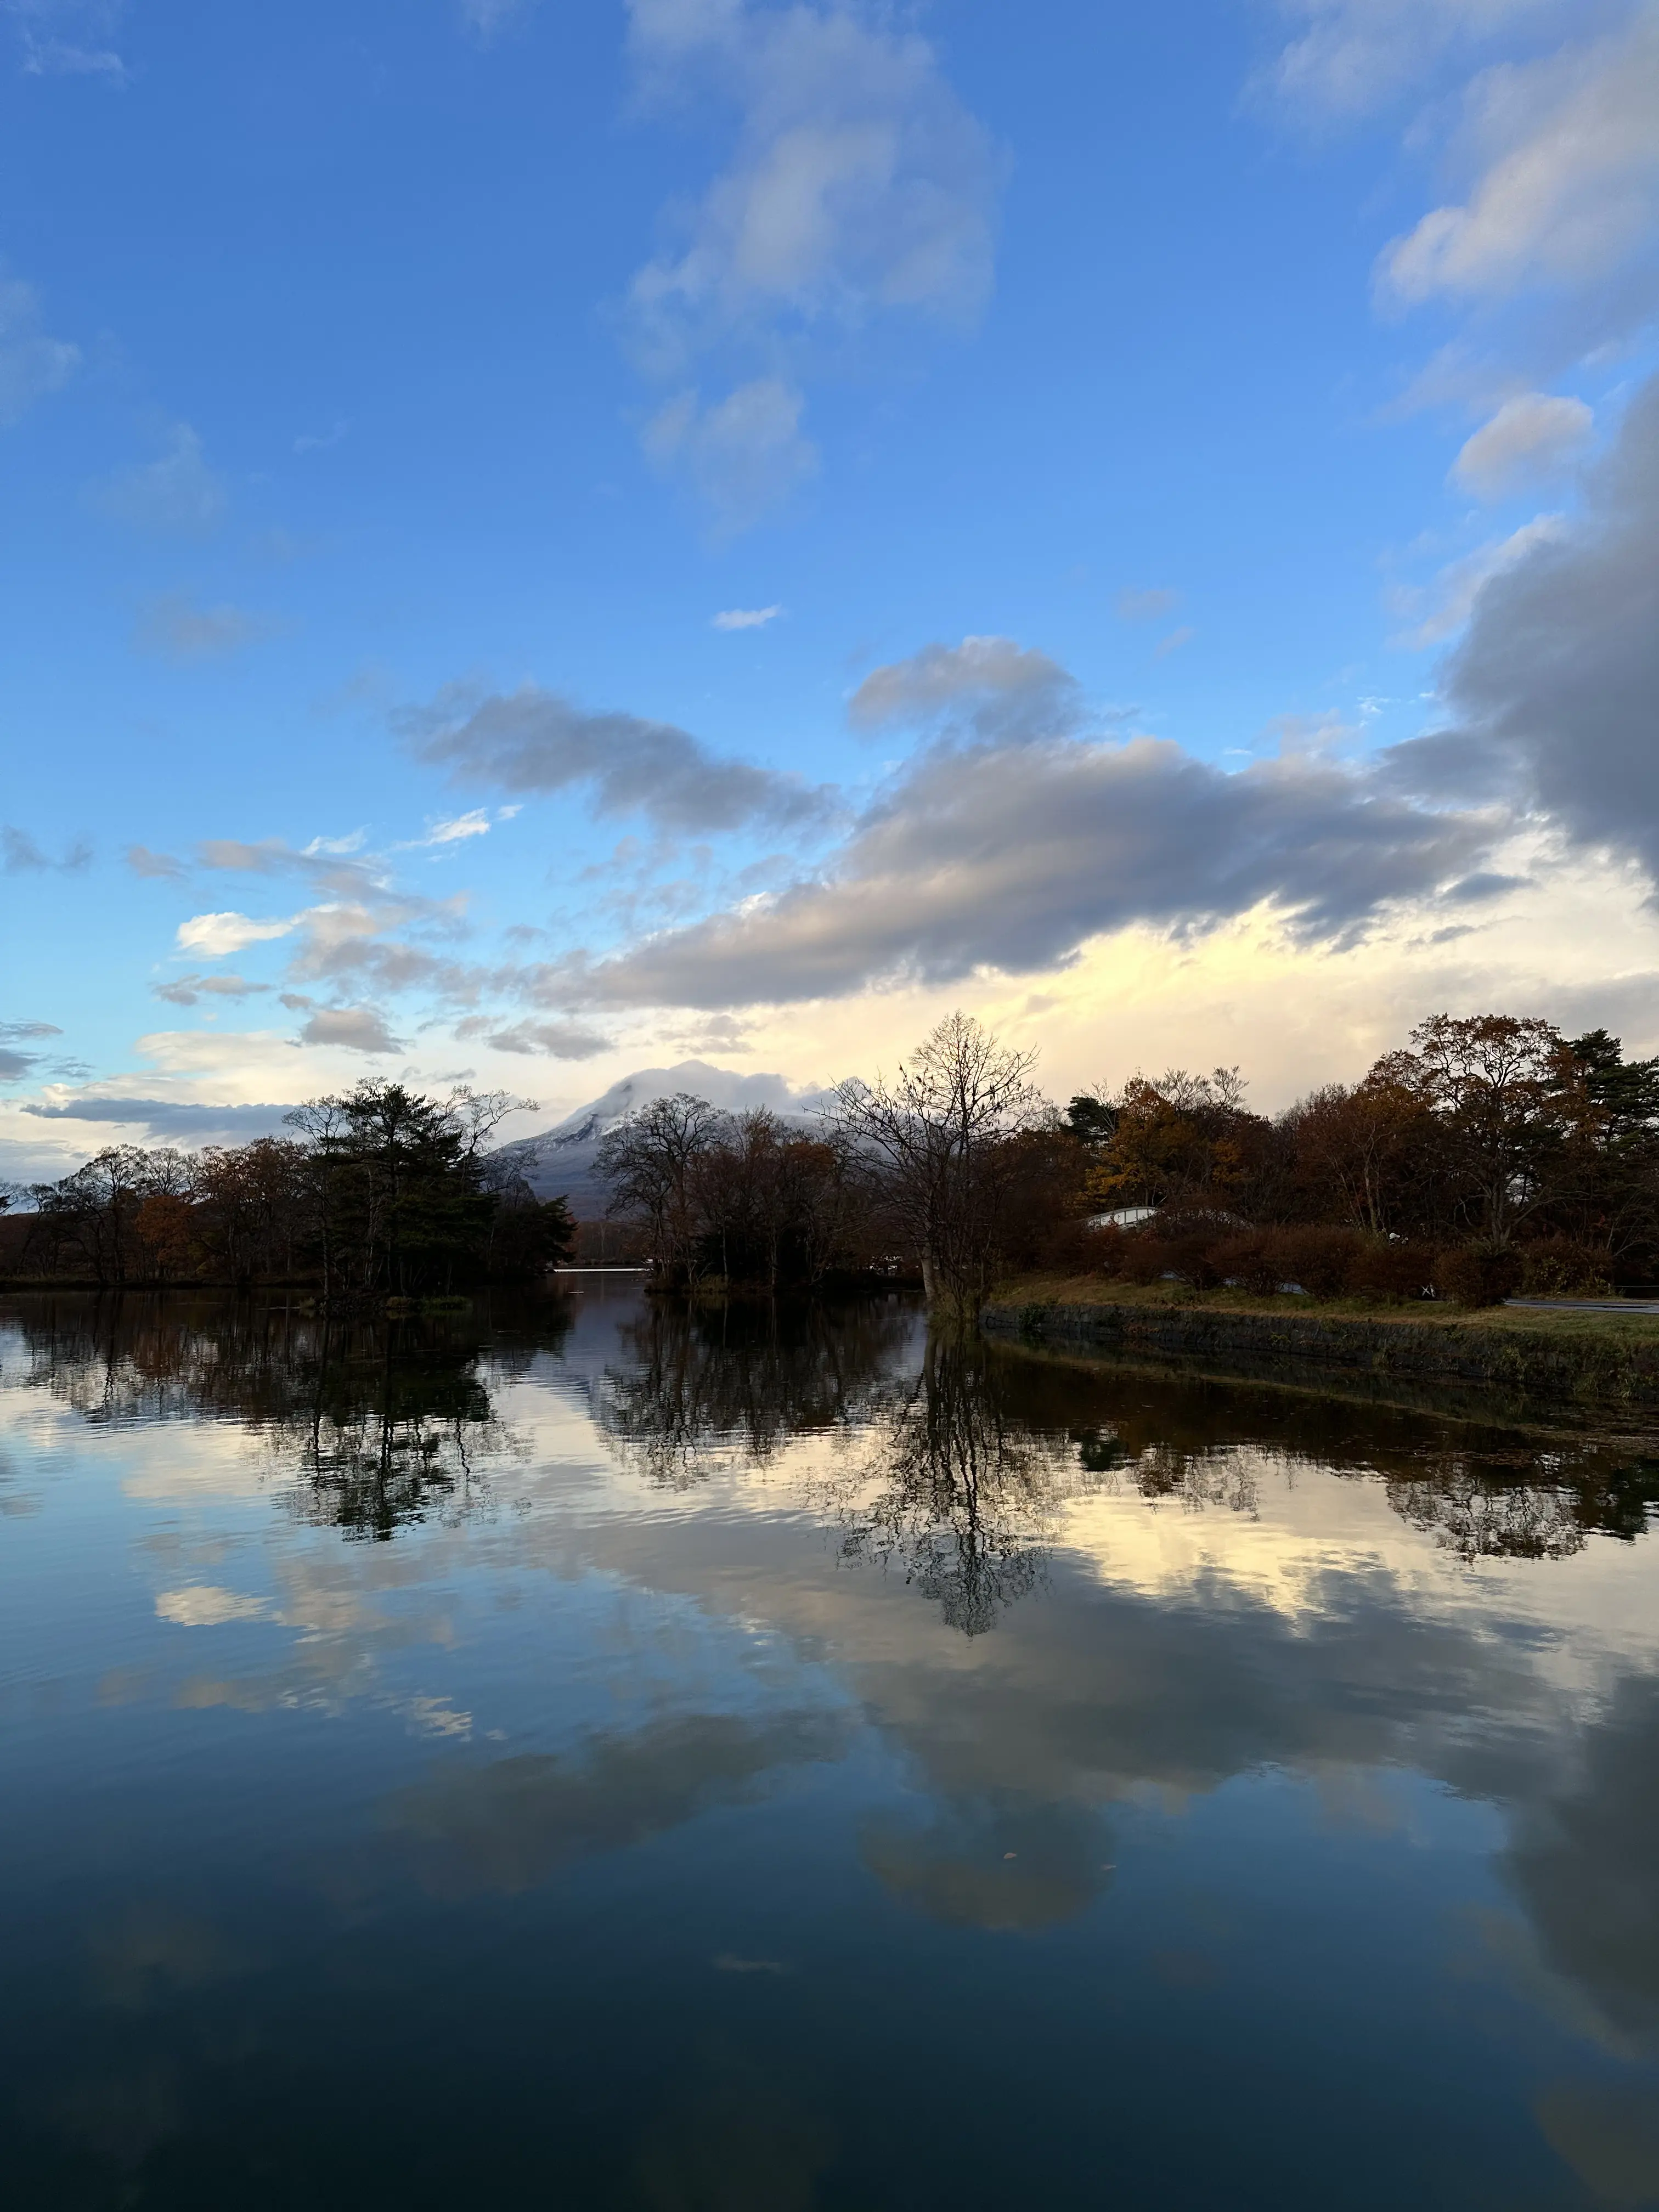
[4,1287,1659,2210]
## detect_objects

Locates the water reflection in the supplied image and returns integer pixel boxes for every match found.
[592,1294,916,1487]
[5,1286,1659,2208]
[835,1334,1066,1636]
[9,1290,568,1538]
[985,1345,1659,1567]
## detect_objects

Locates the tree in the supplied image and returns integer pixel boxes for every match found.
[1064,1092,1118,1147]
[29,1145,191,1286]
[832,1012,1043,1314]
[1084,1068,1264,1220]
[1282,1073,1438,1236]
[193,1137,311,1283]
[285,1081,522,1302]
[595,1093,728,1285]
[1376,1014,1567,1246]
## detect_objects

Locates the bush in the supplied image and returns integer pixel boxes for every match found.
[1120,1232,1168,1285]
[1276,1226,1364,1300]
[1089,1222,1131,1278]
[1349,1239,1438,1303]
[1435,1243,1523,1307]
[1040,1217,1119,1276]
[1165,1232,1226,1291]
[1210,1232,1283,1297]
[1517,1237,1613,1297]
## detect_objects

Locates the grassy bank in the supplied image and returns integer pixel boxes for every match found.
[981,1274,1659,1419]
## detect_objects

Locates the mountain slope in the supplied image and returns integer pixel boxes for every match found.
[492,1060,836,1217]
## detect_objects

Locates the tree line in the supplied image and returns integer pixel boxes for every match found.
[1071,1012,1659,1306]
[3,1080,574,1299]
[592,1013,1075,1314]
[592,1010,1659,1311]
[9,1007,1657,1311]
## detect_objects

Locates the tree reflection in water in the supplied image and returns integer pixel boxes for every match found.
[985,1346,1659,1566]
[10,1287,1658,1566]
[592,1294,918,1488]
[9,1291,568,1538]
[586,1296,1659,1627]
[281,1326,515,1540]
[836,1333,1073,1635]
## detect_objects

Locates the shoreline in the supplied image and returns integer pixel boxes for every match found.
[981,1278,1659,1422]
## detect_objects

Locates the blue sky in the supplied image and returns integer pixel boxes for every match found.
[3,0,1657,1173]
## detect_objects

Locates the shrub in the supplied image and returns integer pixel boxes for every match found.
[1276,1226,1364,1299]
[1517,1237,1613,1297]
[1040,1218,1117,1277]
[1210,1232,1283,1296]
[1088,1223,1133,1278]
[1120,1232,1167,1286]
[1349,1239,1438,1303]
[1435,1243,1523,1307]
[1165,1232,1226,1291]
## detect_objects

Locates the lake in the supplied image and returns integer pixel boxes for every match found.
[3,1283,1658,2209]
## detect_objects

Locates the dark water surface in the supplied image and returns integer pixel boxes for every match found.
[4,1285,1659,2209]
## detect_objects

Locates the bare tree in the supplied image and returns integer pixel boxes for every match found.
[831,1012,1042,1316]
[595,1093,729,1285]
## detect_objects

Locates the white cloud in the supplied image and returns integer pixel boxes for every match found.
[132,591,269,662]
[623,0,1002,523]
[1262,0,1565,117]
[175,910,303,958]
[644,377,817,530]
[713,604,782,629]
[6,0,128,81]
[1391,512,1566,643]
[1380,9,1659,305]
[1439,370,1659,876]
[96,421,227,533]
[407,810,494,848]
[625,0,1001,360]
[1154,625,1196,659]
[1452,390,1593,496]
[0,273,78,426]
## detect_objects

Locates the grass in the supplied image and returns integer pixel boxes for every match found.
[990,1273,1659,1340]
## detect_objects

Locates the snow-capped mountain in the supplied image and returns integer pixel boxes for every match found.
[491,1060,836,1216]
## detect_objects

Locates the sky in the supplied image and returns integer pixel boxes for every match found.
[2,0,1657,1176]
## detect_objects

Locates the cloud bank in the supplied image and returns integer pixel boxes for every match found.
[501,636,1493,1014]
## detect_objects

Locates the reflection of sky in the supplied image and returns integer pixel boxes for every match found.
[2,1289,1657,2205]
